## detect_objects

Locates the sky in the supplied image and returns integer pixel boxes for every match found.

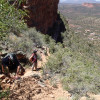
[60,0,100,3]
[60,0,66,2]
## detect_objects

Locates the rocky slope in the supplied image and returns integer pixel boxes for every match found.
[0,50,71,100]
[0,50,100,100]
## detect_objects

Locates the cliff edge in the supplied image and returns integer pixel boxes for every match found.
[22,0,65,42]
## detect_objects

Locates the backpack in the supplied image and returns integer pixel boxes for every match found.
[30,53,37,62]
[5,53,16,62]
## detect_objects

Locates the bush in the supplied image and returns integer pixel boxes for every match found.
[43,18,100,98]
[0,89,10,99]
[44,46,100,98]
[0,0,27,39]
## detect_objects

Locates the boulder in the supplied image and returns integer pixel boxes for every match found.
[16,51,30,65]
[0,74,5,80]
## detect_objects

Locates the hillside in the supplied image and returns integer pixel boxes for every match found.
[59,3,100,40]
[0,1,100,100]
[0,49,71,100]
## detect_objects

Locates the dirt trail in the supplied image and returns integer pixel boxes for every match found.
[22,51,47,78]
[8,51,71,100]
[1,51,100,100]
[20,51,100,100]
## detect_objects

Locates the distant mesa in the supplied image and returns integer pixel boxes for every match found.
[82,3,100,8]
[82,3,94,8]
[60,0,100,4]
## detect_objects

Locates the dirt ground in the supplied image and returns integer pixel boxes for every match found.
[0,50,100,100]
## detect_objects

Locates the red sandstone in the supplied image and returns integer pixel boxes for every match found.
[22,0,59,33]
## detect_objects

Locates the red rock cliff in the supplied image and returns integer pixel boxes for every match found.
[82,3,100,8]
[82,3,94,8]
[22,0,59,33]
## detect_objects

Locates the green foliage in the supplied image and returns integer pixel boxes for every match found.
[1,28,57,56]
[44,35,61,54]
[0,89,10,99]
[44,45,100,98]
[4,28,44,53]
[44,15,100,98]
[44,35,50,44]
[0,0,26,39]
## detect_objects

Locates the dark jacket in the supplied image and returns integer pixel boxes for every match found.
[2,53,20,70]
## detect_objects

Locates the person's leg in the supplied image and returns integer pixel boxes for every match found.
[34,63,37,71]
[32,63,34,71]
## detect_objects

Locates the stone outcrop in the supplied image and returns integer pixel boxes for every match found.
[9,0,66,42]
[22,0,59,34]
[21,0,66,42]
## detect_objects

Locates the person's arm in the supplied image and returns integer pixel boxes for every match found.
[6,67,11,78]
[16,65,20,75]
[29,54,34,62]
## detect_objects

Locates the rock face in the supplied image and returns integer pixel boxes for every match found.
[22,0,59,33]
[21,0,65,42]
[9,0,65,42]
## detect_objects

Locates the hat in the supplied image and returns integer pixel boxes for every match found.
[33,50,37,53]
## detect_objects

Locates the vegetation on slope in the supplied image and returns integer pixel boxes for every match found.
[0,1,100,99]
[59,4,100,36]
[0,0,27,98]
[43,15,100,99]
[0,0,26,39]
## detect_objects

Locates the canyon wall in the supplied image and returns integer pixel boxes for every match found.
[9,0,66,42]
[22,0,59,34]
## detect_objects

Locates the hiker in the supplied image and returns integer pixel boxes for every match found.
[29,50,37,71]
[1,53,25,77]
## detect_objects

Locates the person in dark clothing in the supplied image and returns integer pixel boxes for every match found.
[2,56,11,77]
[2,53,25,77]
[29,50,37,71]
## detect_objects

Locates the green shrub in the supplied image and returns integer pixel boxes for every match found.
[44,18,100,98]
[0,89,10,99]
[0,0,27,38]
